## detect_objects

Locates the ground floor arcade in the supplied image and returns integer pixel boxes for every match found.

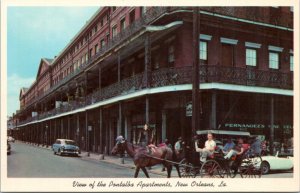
[14,89,293,155]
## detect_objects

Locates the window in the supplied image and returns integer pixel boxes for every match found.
[112,7,117,12]
[95,44,99,54]
[129,10,135,24]
[199,41,207,61]
[106,33,110,42]
[81,56,85,64]
[168,45,175,63]
[246,48,257,66]
[269,52,279,69]
[85,53,88,62]
[140,7,147,17]
[120,18,126,31]
[112,25,117,38]
[101,39,106,48]
[89,48,93,58]
[290,55,294,71]
[100,19,103,27]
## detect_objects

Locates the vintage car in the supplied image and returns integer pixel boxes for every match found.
[260,152,293,174]
[52,139,80,156]
[7,141,11,155]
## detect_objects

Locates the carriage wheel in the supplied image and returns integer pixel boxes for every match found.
[178,159,197,178]
[199,160,225,178]
[239,155,263,178]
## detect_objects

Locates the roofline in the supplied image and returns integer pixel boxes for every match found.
[51,7,103,66]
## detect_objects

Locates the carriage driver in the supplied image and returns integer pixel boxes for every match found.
[195,132,216,162]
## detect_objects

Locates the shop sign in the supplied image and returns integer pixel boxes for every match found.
[186,102,192,117]
[225,123,293,129]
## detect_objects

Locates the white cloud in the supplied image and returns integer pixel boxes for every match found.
[7,74,35,116]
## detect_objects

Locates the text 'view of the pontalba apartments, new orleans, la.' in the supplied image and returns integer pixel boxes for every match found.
[7,6,294,178]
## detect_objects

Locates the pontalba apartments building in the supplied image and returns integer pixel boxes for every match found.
[13,7,293,155]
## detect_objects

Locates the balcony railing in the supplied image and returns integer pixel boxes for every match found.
[18,65,293,126]
[20,7,169,113]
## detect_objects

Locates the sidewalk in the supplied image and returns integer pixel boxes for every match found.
[20,141,178,177]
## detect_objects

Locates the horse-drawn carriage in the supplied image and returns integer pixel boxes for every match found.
[112,130,263,178]
[178,130,263,178]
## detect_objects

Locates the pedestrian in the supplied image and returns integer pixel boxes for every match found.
[250,136,262,155]
[261,140,267,155]
[195,132,216,162]
[174,137,183,156]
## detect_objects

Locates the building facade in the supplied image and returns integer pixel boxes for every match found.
[14,7,293,154]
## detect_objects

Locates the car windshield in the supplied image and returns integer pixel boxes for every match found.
[64,140,76,145]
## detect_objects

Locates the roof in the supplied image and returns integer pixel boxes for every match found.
[19,87,29,99]
[196,130,251,136]
[43,58,53,65]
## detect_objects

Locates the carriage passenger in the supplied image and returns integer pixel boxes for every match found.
[195,133,216,162]
[222,138,235,155]
[224,138,244,159]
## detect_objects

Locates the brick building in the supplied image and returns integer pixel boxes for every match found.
[14,7,293,154]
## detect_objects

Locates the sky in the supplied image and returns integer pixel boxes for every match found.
[7,6,99,117]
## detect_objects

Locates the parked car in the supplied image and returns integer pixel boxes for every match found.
[7,136,15,143]
[52,139,80,156]
[260,151,293,174]
[7,141,11,155]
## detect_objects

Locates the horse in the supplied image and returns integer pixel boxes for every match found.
[111,136,181,178]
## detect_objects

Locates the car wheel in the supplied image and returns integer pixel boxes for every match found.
[53,150,56,155]
[58,149,62,156]
[261,161,270,175]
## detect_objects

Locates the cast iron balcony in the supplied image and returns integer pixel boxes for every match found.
[18,65,293,126]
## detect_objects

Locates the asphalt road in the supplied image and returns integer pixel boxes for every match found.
[7,142,162,178]
[7,142,292,178]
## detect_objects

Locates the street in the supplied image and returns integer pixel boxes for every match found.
[7,142,292,178]
[7,142,162,178]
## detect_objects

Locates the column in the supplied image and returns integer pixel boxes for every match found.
[76,113,80,147]
[99,108,103,153]
[145,96,149,125]
[270,95,274,155]
[118,102,123,136]
[85,111,89,153]
[192,7,200,136]
[68,116,70,139]
[98,65,102,93]
[162,110,167,141]
[210,91,217,129]
[118,53,121,82]
[144,33,151,88]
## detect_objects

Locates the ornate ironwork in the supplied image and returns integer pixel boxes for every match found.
[18,65,293,126]
[20,7,169,113]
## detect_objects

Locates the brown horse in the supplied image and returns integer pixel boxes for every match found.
[111,136,181,178]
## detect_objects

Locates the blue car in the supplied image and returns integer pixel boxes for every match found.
[52,139,80,156]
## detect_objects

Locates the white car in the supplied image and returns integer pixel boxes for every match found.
[260,152,293,174]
